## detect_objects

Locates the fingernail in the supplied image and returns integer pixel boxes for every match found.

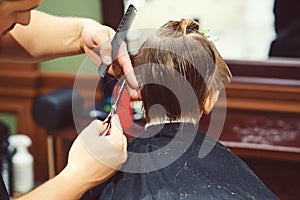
[131,90,139,100]
[103,56,112,64]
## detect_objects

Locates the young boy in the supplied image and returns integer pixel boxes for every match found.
[82,19,278,200]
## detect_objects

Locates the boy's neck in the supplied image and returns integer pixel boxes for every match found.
[145,117,199,129]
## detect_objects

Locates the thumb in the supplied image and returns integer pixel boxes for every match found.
[79,119,127,169]
[80,120,106,138]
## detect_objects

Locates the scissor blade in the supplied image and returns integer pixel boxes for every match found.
[112,80,127,113]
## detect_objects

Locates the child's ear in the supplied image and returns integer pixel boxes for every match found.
[203,90,220,114]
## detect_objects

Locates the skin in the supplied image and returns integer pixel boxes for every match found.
[0,0,134,199]
[15,116,127,200]
[146,90,220,126]
[0,0,139,97]
[0,0,41,36]
[203,90,220,114]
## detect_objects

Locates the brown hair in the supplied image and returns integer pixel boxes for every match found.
[132,19,232,123]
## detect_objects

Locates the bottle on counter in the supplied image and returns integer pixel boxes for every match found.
[9,134,34,194]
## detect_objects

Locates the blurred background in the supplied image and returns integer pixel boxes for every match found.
[0,0,299,199]
[124,0,276,60]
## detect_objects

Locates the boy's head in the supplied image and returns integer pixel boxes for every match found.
[132,19,232,124]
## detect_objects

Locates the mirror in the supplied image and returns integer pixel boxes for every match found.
[117,0,300,61]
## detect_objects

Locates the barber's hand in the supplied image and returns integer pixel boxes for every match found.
[80,20,140,99]
[61,115,127,189]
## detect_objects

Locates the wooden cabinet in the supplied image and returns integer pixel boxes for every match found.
[0,62,101,182]
[0,62,49,182]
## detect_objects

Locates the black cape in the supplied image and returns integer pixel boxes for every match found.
[82,123,278,200]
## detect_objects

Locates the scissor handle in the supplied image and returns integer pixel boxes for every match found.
[101,121,111,137]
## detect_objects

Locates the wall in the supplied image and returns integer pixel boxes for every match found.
[125,0,275,60]
[37,0,102,72]
[0,114,16,134]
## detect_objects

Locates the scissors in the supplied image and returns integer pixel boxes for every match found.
[101,79,127,136]
[98,5,137,136]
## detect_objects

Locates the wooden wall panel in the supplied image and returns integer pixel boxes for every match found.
[0,67,101,182]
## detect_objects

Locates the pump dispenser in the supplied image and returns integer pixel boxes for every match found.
[8,134,34,193]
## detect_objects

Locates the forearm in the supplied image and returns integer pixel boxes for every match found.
[14,118,127,200]
[0,10,87,63]
[15,169,92,200]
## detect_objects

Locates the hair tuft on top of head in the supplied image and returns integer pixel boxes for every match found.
[160,18,200,37]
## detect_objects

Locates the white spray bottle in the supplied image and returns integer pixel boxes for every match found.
[8,134,34,194]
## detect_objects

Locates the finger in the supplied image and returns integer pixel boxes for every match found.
[108,62,123,78]
[88,27,113,66]
[79,119,127,169]
[117,43,139,90]
[107,114,123,138]
[82,30,98,50]
[82,120,106,137]
[126,83,141,100]
[107,63,141,100]
[105,114,128,164]
[99,39,113,65]
[108,114,128,154]
[90,26,115,48]
[85,46,102,66]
